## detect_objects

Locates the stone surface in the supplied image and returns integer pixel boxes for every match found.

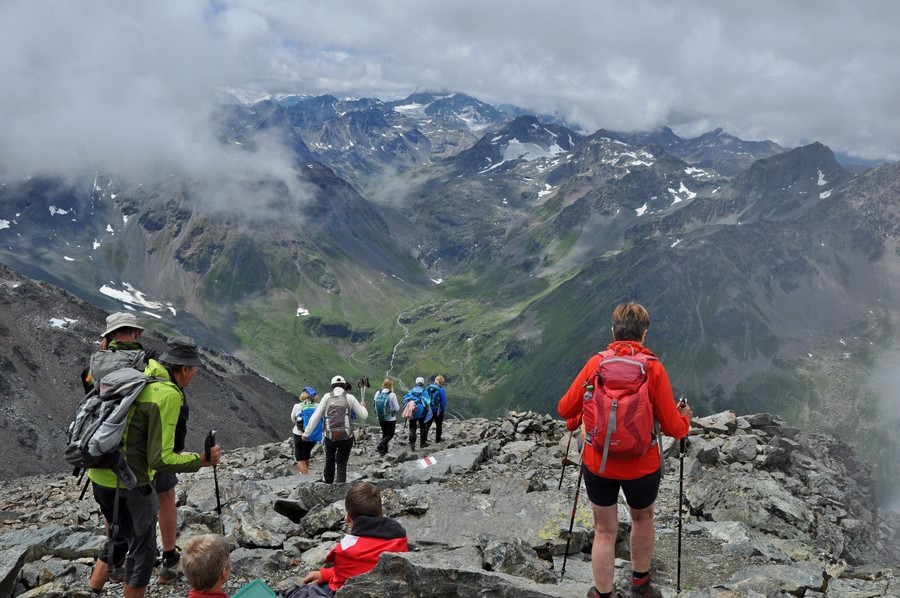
[0,411,897,596]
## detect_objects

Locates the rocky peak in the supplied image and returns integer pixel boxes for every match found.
[0,410,896,596]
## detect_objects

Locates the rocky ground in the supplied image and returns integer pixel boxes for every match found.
[0,411,898,597]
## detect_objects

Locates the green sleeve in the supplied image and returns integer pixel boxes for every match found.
[146,387,202,474]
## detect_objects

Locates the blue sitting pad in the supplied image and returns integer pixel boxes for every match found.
[231,578,277,597]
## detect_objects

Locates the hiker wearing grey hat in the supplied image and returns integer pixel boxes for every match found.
[88,334,220,596]
[85,313,152,390]
[101,311,145,339]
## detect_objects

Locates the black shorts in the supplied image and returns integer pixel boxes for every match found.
[153,471,178,493]
[293,434,316,461]
[582,465,661,510]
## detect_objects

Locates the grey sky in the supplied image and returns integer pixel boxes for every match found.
[1,0,898,183]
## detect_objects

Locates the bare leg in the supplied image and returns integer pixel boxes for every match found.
[124,584,147,598]
[89,559,109,590]
[297,460,309,475]
[629,502,656,574]
[590,503,619,594]
[157,488,177,552]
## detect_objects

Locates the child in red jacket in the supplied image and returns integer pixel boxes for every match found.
[289,482,409,597]
[182,534,231,598]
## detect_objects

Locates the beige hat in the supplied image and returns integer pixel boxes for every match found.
[415,376,426,385]
[102,312,144,337]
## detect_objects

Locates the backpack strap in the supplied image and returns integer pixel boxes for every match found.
[598,397,617,473]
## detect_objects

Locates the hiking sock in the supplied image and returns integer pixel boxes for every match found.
[162,548,180,566]
[632,570,650,589]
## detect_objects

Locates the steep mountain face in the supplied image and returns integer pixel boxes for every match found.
[1,91,897,504]
[0,262,293,480]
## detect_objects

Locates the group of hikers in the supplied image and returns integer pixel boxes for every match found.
[74,300,690,598]
[290,374,448,483]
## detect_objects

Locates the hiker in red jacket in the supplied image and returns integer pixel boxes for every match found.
[558,302,692,598]
[287,482,408,597]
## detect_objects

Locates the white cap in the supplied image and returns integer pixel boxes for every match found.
[415,376,425,385]
[331,375,346,385]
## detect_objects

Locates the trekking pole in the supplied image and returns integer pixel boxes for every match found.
[559,461,583,582]
[206,429,224,535]
[676,396,688,594]
[558,430,573,490]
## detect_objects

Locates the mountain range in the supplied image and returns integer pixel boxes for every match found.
[0,90,897,504]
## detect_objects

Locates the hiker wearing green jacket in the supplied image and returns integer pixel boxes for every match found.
[88,336,221,598]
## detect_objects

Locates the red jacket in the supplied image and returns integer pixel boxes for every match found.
[557,341,689,479]
[187,591,225,598]
[320,515,409,592]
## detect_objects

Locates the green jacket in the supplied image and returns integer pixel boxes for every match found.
[88,360,202,488]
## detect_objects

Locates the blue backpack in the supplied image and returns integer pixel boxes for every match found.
[300,405,323,442]
[374,390,393,420]
[426,384,442,414]
[403,386,432,422]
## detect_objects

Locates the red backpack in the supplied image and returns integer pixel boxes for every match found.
[583,347,659,472]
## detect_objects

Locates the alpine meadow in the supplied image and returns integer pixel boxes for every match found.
[0,91,898,507]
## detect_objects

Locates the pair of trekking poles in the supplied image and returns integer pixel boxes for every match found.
[558,399,688,594]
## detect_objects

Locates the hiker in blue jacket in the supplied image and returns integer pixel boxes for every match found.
[404,377,433,451]
[427,375,448,443]
[374,379,400,457]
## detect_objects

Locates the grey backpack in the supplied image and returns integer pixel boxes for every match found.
[323,392,352,441]
[65,368,159,488]
[88,348,146,387]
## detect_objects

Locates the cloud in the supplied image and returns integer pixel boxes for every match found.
[2,0,899,181]
[0,0,314,214]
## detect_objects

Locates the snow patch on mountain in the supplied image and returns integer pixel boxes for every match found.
[99,282,167,313]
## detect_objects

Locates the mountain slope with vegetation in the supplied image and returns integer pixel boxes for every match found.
[0,91,897,503]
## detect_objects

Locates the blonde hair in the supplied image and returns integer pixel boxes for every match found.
[381,378,393,391]
[435,375,445,385]
[182,534,231,592]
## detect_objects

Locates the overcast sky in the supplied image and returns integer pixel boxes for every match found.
[1,0,898,182]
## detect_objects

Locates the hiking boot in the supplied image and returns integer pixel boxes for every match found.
[158,547,182,585]
[630,579,662,598]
